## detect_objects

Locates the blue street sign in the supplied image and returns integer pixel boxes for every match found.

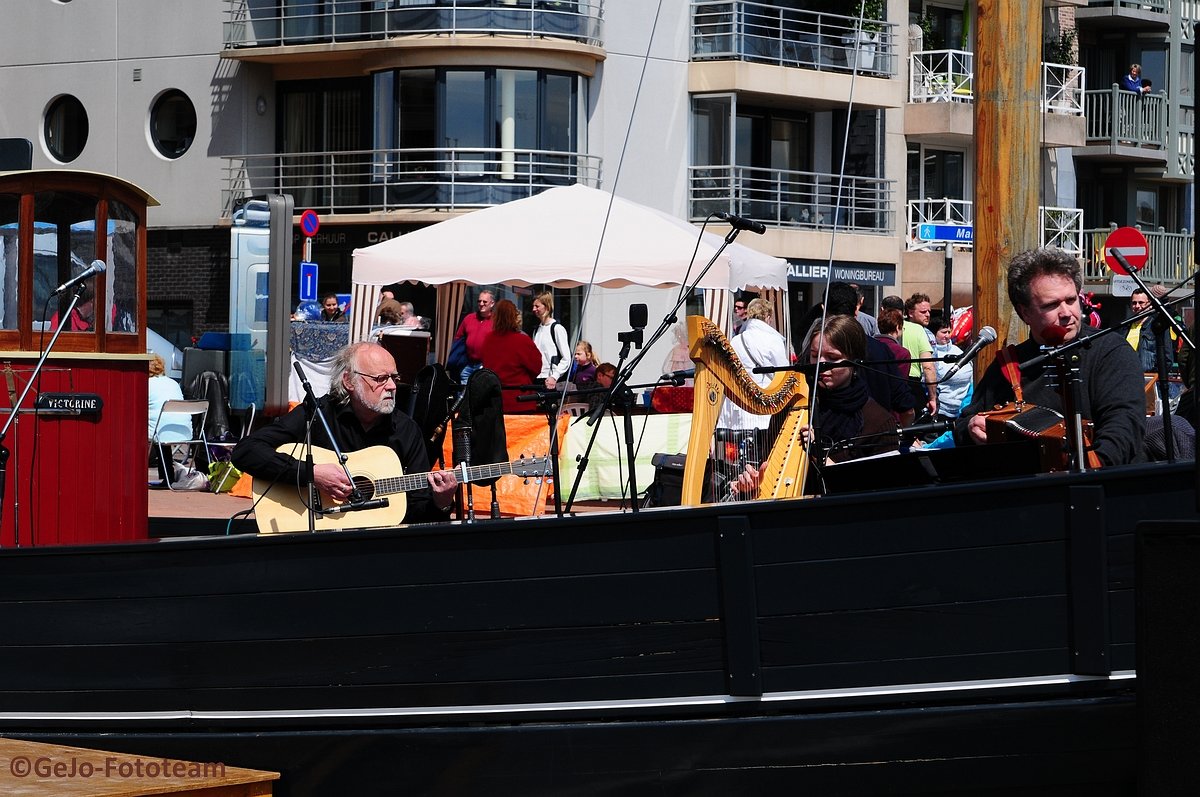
[299,261,319,302]
[918,223,973,243]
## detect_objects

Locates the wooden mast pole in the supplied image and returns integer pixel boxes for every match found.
[973,0,1042,362]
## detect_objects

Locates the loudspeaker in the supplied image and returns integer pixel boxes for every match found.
[643,453,686,508]
[1137,520,1200,795]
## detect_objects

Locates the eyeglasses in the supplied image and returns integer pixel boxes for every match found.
[354,371,400,387]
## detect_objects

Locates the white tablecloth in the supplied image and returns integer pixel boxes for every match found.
[559,412,692,501]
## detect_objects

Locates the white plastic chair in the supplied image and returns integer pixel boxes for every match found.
[151,400,209,491]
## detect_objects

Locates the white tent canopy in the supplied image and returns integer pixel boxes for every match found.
[351,184,787,292]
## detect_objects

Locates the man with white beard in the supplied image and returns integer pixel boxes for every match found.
[233,342,458,522]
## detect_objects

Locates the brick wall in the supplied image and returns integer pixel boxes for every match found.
[146,227,230,341]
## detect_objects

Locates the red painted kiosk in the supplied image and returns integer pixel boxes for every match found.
[0,170,157,546]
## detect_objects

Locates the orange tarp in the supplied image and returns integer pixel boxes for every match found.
[442,414,570,517]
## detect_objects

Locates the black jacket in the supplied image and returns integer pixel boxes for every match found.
[955,327,1146,466]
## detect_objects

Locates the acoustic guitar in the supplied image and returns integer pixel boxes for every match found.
[253,445,552,533]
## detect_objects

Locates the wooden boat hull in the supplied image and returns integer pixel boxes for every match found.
[0,460,1194,794]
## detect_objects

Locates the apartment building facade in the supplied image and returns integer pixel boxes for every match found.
[0,0,1192,353]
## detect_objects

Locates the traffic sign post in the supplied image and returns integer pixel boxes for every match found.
[1103,226,1148,275]
[299,261,319,303]
[299,209,320,237]
[300,209,320,263]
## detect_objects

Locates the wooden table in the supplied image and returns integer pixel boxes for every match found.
[0,737,277,796]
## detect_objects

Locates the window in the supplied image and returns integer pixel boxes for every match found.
[0,193,18,330]
[150,90,197,159]
[32,191,99,332]
[106,199,140,335]
[44,95,88,163]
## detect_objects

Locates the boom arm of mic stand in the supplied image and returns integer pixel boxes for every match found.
[1111,249,1196,351]
[0,283,87,544]
[566,225,747,513]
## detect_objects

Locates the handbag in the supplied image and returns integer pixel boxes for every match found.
[446,335,470,379]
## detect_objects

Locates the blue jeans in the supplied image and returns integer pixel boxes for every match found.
[460,362,482,385]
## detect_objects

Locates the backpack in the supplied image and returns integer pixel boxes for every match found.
[549,321,566,367]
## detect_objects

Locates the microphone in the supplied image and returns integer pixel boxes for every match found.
[942,326,997,381]
[714,212,766,235]
[293,359,313,392]
[52,260,105,295]
[898,419,954,438]
[660,368,695,385]
[320,497,390,516]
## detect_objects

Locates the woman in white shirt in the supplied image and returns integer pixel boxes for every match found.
[531,291,571,389]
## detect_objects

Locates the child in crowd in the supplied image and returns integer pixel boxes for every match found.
[570,340,599,386]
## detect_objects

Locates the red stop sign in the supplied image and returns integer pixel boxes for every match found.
[1104,226,1149,275]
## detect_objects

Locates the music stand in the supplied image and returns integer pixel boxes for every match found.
[821,440,1046,495]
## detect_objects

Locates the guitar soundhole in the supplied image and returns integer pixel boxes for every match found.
[352,477,375,499]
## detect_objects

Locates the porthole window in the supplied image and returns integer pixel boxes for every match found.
[150,90,197,159]
[44,95,89,163]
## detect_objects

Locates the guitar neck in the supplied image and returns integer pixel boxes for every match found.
[374,461,523,497]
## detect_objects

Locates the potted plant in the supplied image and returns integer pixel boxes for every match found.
[847,0,886,71]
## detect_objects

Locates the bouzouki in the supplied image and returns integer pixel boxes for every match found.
[252,445,552,533]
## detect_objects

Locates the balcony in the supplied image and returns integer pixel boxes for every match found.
[1076,86,1169,162]
[1083,225,1195,286]
[222,0,604,49]
[1075,0,1170,30]
[906,198,1084,255]
[906,51,1085,146]
[221,147,602,219]
[691,1,898,78]
[690,165,894,235]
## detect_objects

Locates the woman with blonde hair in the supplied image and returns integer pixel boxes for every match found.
[531,290,570,389]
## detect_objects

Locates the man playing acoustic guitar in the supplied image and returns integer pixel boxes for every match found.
[233,342,459,527]
[955,248,1146,466]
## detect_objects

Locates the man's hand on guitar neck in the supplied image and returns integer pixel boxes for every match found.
[428,469,458,511]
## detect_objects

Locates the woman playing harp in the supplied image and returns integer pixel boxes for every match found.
[733,315,897,498]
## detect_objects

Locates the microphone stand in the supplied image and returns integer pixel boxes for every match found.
[293,362,377,528]
[564,225,750,512]
[1109,251,1196,464]
[0,281,89,547]
[525,388,565,517]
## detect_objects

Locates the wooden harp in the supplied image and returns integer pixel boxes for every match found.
[680,315,811,505]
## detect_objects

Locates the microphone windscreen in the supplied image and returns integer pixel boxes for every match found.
[629,303,648,329]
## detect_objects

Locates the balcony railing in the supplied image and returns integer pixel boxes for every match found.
[221,147,602,217]
[690,165,895,235]
[1084,86,1168,148]
[1083,225,1194,285]
[691,1,898,78]
[909,50,1085,115]
[1084,0,1168,12]
[222,0,604,49]
[906,198,1084,255]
